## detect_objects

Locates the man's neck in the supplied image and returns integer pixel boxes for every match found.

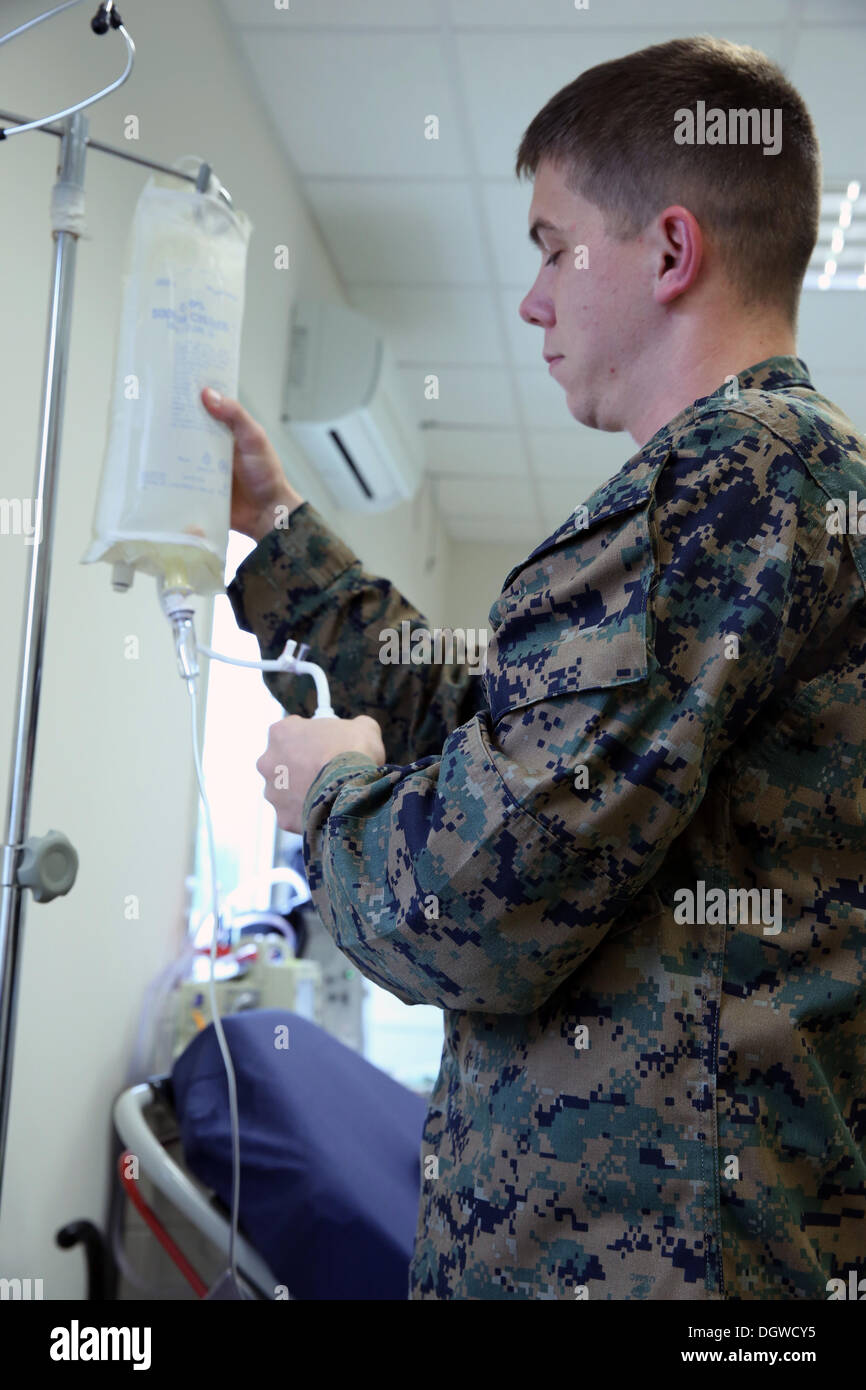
[628,324,797,447]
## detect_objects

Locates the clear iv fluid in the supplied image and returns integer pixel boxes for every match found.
[82,158,253,595]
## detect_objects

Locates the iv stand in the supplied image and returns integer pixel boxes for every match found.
[0,103,231,1215]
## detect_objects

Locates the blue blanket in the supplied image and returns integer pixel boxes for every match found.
[171,1009,428,1300]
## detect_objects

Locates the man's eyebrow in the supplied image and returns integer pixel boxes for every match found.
[529,218,565,248]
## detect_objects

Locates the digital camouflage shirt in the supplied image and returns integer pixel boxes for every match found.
[227,356,866,1300]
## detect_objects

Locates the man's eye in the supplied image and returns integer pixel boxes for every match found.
[546,250,562,267]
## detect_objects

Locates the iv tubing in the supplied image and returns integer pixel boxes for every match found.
[158,577,335,1300]
[197,641,335,717]
[166,600,245,1299]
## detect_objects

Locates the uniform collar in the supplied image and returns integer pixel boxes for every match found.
[509,356,814,581]
[617,354,815,480]
[635,354,814,456]
[709,354,812,395]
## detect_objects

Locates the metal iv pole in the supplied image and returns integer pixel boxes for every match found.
[0,108,88,1212]
[0,2,233,1214]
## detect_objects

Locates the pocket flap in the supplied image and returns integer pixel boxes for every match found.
[484,500,653,722]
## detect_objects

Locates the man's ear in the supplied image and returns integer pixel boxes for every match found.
[652,205,703,305]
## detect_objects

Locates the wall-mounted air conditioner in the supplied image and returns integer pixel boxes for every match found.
[281,298,425,513]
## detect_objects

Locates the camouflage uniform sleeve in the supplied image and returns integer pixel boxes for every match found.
[226,501,488,765]
[301,416,834,1014]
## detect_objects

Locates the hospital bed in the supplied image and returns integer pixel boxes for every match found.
[112,1009,428,1300]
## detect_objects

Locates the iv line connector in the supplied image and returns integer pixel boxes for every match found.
[158,581,199,680]
[169,613,199,681]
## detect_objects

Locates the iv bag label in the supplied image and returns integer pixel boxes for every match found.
[144,275,237,497]
[83,175,253,595]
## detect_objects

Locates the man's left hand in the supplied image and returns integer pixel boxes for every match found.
[256,713,385,833]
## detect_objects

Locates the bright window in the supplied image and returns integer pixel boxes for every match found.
[191,529,443,1092]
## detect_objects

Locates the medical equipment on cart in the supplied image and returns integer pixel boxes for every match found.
[171,930,322,1059]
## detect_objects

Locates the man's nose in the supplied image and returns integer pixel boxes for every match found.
[519,282,554,328]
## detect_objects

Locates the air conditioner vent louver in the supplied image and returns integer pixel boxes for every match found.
[328,429,374,500]
[281,299,424,513]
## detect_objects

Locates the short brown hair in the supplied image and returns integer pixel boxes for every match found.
[515,36,821,321]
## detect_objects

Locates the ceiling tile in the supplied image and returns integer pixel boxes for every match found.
[790,29,866,177]
[402,366,519,427]
[516,365,583,430]
[454,0,791,25]
[303,182,480,284]
[222,0,439,24]
[498,282,547,367]
[529,429,633,486]
[437,477,535,518]
[446,517,539,546]
[800,0,866,20]
[810,370,866,433]
[485,183,544,297]
[347,286,503,363]
[459,29,788,181]
[423,428,526,477]
[799,290,866,369]
[305,180,482,281]
[238,31,466,178]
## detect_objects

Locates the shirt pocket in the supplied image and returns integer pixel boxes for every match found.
[484,498,654,724]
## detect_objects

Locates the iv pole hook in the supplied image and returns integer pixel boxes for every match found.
[0,0,135,141]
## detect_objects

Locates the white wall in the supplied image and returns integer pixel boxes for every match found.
[0,0,451,1296]
[443,540,530,631]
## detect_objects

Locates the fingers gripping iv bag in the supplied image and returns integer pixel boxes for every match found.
[82,157,252,596]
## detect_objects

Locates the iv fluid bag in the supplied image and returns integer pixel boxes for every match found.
[82,156,252,595]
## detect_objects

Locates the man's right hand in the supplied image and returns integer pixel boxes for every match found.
[201,387,304,541]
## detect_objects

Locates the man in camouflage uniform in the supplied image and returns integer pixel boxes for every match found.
[209,37,866,1298]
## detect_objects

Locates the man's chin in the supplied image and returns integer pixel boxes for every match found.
[565,386,623,434]
[565,389,601,432]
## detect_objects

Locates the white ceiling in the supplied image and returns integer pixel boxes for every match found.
[219,0,866,545]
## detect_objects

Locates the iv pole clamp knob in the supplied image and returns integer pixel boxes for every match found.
[17,831,79,904]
